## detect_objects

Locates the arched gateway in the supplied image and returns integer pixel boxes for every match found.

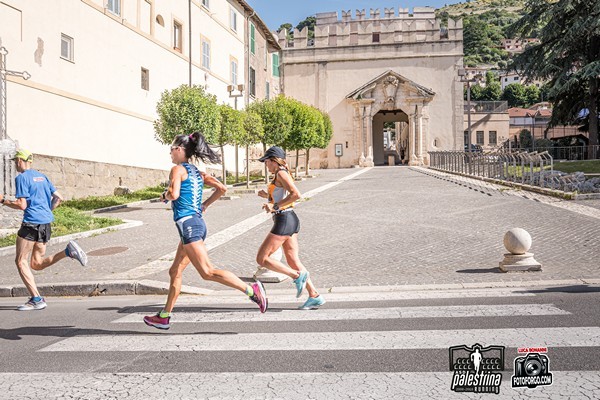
[279,7,464,169]
[346,70,435,166]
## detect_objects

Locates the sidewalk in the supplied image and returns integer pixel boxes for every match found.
[1,166,599,298]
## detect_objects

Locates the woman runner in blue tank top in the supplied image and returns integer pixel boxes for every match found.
[144,132,268,330]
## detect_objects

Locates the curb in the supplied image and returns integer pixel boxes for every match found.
[0,279,213,298]
[1,278,598,299]
[0,219,143,257]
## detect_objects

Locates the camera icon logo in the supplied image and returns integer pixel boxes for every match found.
[512,352,553,389]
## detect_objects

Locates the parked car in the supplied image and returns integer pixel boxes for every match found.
[464,144,483,153]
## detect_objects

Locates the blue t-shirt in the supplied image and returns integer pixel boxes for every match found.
[172,163,204,221]
[15,169,56,224]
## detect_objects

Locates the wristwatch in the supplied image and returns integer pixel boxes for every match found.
[273,203,279,211]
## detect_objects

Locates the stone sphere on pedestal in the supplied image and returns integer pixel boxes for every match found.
[503,228,532,255]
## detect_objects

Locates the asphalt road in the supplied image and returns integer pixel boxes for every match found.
[0,285,598,399]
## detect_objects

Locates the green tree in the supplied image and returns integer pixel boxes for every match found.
[296,16,316,39]
[153,85,220,145]
[283,98,321,177]
[509,0,600,152]
[217,104,244,182]
[524,84,541,107]
[483,80,503,101]
[502,83,528,107]
[239,110,264,187]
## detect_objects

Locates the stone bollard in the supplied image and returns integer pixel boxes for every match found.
[253,246,289,283]
[499,228,542,272]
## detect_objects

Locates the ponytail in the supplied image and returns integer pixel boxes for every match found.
[173,131,221,164]
[271,157,289,172]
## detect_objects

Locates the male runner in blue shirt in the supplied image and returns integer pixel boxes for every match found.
[0,149,87,310]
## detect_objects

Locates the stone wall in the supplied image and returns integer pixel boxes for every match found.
[33,154,169,200]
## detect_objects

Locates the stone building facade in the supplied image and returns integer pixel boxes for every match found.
[280,7,464,168]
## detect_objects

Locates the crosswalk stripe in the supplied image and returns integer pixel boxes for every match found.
[112,304,569,324]
[0,371,597,399]
[39,326,600,352]
[171,288,536,305]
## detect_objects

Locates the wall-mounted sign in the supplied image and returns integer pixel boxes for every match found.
[335,143,343,157]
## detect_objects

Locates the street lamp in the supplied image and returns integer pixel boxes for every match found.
[227,83,245,184]
[458,68,482,154]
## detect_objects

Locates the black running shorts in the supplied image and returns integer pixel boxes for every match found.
[270,210,300,237]
[17,222,52,243]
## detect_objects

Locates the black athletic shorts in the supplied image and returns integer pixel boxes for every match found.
[270,210,300,236]
[17,222,52,243]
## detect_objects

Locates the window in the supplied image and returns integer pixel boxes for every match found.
[249,67,256,97]
[476,131,484,145]
[272,53,280,77]
[141,67,149,91]
[231,59,238,85]
[372,32,380,43]
[250,23,256,54]
[230,8,237,31]
[173,21,182,52]
[60,34,74,62]
[489,131,497,145]
[266,81,270,100]
[202,40,210,69]
[107,0,121,16]
[202,0,210,9]
[514,76,519,81]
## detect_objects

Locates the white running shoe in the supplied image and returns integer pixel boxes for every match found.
[66,240,88,266]
[17,297,47,311]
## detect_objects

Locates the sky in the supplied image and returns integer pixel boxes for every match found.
[246,0,451,31]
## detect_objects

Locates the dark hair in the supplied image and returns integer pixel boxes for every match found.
[172,132,221,164]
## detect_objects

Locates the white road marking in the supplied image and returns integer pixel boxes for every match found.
[112,303,568,324]
[40,326,600,352]
[1,372,598,400]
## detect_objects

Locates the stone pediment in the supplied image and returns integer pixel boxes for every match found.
[346,70,435,101]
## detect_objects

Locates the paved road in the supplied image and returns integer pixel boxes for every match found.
[0,286,599,399]
[1,166,599,295]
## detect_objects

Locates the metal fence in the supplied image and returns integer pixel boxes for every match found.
[504,145,600,161]
[429,150,556,188]
[0,139,17,196]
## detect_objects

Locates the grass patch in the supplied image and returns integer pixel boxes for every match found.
[63,185,165,211]
[553,160,600,174]
[0,206,122,248]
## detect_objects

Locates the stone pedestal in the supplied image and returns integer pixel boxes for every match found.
[499,253,542,272]
[499,228,542,273]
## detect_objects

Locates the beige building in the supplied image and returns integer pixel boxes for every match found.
[464,101,509,150]
[280,7,464,168]
[0,0,279,198]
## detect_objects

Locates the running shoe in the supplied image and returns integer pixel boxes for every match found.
[143,313,171,330]
[17,297,47,311]
[249,281,268,313]
[66,240,88,266]
[299,295,326,310]
[293,271,309,298]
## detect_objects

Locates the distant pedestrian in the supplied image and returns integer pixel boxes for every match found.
[143,132,268,330]
[256,146,325,309]
[0,149,87,311]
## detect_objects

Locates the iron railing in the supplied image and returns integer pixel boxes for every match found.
[429,150,556,188]
[503,145,600,161]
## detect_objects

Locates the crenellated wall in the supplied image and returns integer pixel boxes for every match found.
[278,7,462,49]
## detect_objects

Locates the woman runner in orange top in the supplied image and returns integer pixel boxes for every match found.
[256,146,325,309]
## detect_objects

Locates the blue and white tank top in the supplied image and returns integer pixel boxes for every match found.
[172,163,204,221]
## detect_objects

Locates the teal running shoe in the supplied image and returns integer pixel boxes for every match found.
[293,271,309,298]
[299,295,325,310]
